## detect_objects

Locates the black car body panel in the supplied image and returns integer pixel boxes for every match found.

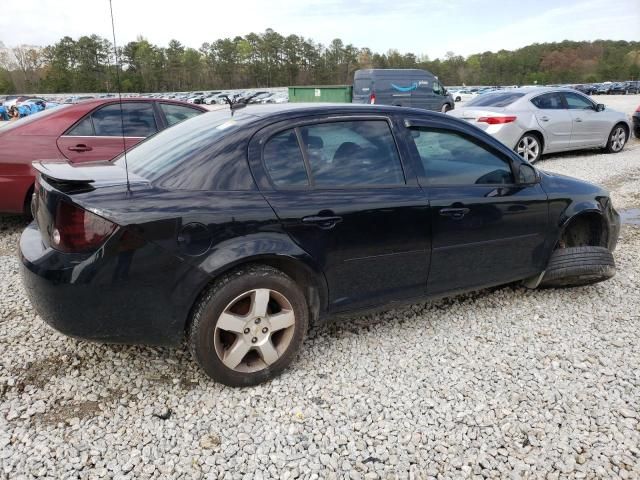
[20,104,620,346]
[632,109,640,138]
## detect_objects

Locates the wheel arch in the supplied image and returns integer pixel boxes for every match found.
[556,209,609,250]
[183,242,329,336]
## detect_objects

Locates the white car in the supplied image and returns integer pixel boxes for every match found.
[448,87,632,163]
[450,89,478,102]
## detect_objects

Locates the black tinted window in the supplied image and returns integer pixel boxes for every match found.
[467,92,524,107]
[92,103,157,137]
[530,93,564,110]
[263,129,309,187]
[564,92,594,110]
[159,103,203,126]
[299,120,404,187]
[410,128,513,185]
[116,111,256,190]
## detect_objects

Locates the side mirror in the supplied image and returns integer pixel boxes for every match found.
[596,103,605,112]
[518,163,539,184]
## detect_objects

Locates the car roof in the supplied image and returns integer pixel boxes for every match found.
[72,97,205,109]
[229,102,442,119]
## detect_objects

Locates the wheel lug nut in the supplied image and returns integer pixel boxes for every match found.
[262,327,268,333]
[244,328,250,334]
[255,318,261,324]
[251,337,258,343]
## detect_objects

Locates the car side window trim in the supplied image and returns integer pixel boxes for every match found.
[258,116,410,191]
[403,118,519,187]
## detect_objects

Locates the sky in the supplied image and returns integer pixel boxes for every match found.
[1,0,638,59]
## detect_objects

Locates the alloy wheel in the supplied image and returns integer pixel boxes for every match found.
[516,135,540,163]
[213,288,296,373]
[610,127,626,152]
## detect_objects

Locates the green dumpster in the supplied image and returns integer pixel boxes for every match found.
[288,85,353,103]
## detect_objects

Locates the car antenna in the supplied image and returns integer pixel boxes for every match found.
[109,0,131,194]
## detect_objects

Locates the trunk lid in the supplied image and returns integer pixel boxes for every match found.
[31,160,150,248]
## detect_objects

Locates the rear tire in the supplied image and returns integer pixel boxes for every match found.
[188,265,308,387]
[515,133,542,163]
[539,246,615,288]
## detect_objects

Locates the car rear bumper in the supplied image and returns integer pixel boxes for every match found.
[19,222,207,346]
[485,123,524,151]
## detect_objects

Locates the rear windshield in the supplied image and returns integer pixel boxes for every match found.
[467,92,525,107]
[114,110,257,190]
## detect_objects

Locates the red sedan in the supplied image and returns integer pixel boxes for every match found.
[0,98,206,214]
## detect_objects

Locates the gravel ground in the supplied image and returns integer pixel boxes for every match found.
[1,99,639,479]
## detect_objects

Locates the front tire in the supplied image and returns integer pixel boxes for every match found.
[605,124,628,153]
[441,103,452,113]
[188,265,308,387]
[539,246,615,288]
[515,133,542,163]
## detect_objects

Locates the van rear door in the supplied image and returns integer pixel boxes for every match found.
[352,77,373,104]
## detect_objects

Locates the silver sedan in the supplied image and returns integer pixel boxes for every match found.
[447,87,632,163]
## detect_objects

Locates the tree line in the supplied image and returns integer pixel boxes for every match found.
[0,31,639,94]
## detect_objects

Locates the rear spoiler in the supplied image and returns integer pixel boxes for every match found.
[32,160,149,191]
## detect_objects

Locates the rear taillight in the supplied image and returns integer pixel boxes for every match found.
[636,105,640,112]
[369,93,376,104]
[51,201,117,253]
[477,116,517,124]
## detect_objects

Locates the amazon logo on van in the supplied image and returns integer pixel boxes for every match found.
[390,80,430,92]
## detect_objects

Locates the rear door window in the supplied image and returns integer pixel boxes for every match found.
[92,103,157,137]
[263,129,309,187]
[262,120,406,188]
[299,120,405,187]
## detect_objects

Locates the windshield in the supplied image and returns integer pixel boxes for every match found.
[115,109,256,183]
[467,92,525,107]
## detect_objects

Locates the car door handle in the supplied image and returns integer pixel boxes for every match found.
[574,118,583,122]
[539,116,549,122]
[68,144,93,152]
[302,215,343,229]
[439,207,470,219]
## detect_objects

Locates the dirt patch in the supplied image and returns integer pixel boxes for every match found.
[39,400,102,426]
[12,355,69,393]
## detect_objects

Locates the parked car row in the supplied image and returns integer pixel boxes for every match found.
[140,89,289,105]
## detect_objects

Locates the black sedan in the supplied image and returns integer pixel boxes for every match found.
[20,104,620,386]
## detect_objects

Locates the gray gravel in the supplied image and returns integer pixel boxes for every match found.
[1,109,640,479]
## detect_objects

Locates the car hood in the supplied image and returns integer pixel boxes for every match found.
[538,169,609,197]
